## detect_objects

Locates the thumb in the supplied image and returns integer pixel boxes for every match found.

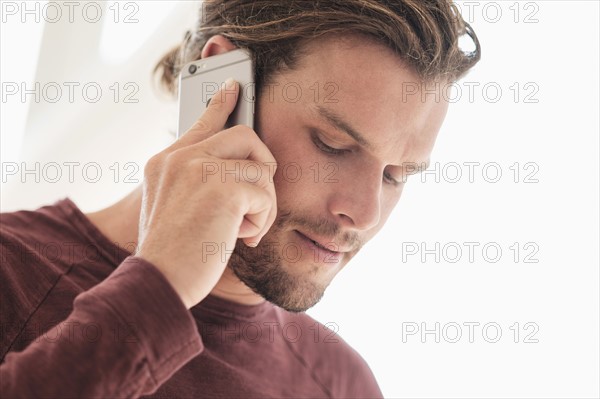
[175,78,239,148]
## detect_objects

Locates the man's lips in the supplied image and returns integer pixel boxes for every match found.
[295,230,352,253]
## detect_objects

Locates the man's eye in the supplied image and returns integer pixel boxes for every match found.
[312,135,347,155]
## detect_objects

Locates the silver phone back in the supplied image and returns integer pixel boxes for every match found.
[177,49,255,137]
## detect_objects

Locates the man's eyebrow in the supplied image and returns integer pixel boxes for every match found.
[315,105,430,171]
[316,105,373,150]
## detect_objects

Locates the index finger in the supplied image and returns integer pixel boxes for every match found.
[173,78,239,150]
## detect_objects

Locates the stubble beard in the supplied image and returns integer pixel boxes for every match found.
[228,210,360,313]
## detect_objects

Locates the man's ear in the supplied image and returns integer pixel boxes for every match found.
[201,35,238,58]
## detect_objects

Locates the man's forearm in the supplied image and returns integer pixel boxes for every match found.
[1,256,203,398]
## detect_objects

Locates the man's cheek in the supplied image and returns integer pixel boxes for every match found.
[272,163,309,199]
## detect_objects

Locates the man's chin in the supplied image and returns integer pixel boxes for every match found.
[231,261,327,313]
[229,240,329,312]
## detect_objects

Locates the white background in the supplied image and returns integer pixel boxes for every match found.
[1,1,598,397]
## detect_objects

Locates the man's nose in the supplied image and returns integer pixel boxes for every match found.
[326,165,382,231]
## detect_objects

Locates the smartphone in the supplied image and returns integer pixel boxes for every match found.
[177,49,255,137]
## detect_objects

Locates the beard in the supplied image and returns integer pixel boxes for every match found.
[228,210,361,313]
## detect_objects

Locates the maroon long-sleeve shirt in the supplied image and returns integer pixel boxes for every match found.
[0,198,383,398]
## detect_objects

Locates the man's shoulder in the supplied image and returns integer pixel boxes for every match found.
[1,198,78,244]
[276,309,383,397]
[1,198,127,268]
[279,310,365,363]
[0,199,129,357]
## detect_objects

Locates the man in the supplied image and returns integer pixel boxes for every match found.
[1,1,480,397]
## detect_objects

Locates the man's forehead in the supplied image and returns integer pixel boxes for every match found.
[269,35,449,167]
[293,32,415,79]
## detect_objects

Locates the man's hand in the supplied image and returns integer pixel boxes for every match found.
[136,79,277,309]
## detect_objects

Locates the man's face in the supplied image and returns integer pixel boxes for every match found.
[229,35,449,312]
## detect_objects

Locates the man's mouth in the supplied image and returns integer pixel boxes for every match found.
[294,230,351,255]
[309,238,331,251]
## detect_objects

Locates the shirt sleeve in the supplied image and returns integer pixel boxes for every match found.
[0,256,204,398]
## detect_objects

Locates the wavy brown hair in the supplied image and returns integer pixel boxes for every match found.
[154,0,481,98]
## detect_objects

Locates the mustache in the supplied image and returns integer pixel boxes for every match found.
[275,210,362,252]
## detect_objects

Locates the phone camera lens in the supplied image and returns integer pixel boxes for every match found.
[188,64,197,74]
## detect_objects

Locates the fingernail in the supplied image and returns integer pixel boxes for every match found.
[224,78,236,89]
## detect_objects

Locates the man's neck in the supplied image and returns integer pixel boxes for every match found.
[85,186,266,306]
